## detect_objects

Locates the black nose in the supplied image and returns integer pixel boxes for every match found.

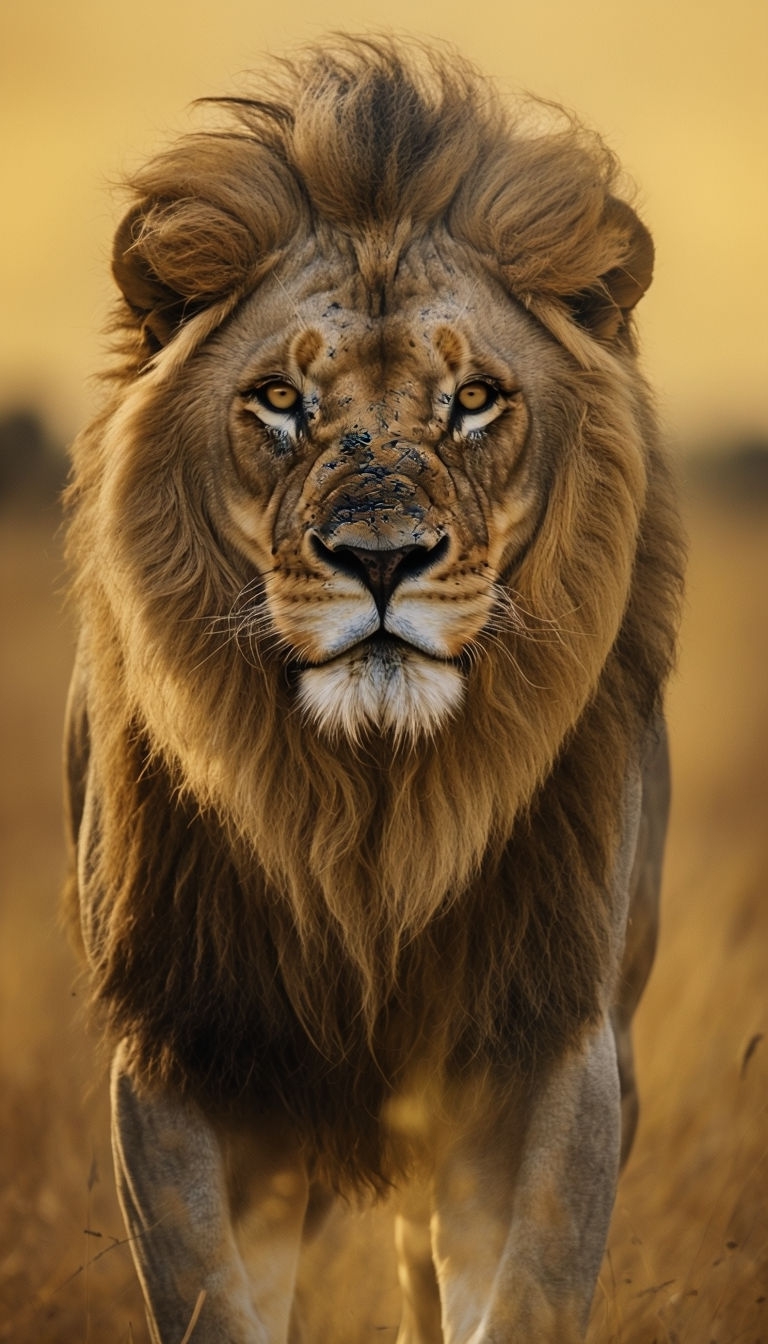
[311,535,448,616]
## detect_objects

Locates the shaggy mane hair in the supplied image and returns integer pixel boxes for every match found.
[65,37,685,1190]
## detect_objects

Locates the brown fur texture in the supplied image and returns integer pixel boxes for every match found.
[64,37,685,1190]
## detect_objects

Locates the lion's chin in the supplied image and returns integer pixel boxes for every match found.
[296,640,466,742]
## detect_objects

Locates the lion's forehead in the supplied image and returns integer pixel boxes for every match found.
[297,322,444,415]
[242,294,468,386]
[231,246,538,408]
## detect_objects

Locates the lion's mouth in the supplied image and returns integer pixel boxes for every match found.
[293,631,464,673]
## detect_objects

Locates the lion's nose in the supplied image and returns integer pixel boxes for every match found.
[311,535,449,616]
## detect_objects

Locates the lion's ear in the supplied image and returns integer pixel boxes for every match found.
[112,198,259,348]
[570,197,654,342]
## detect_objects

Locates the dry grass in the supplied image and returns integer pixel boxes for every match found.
[0,485,765,1342]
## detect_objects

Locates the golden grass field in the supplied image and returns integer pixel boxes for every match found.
[1,477,766,1342]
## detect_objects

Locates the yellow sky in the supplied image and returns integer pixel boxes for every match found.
[2,0,766,443]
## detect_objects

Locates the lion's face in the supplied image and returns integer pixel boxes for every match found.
[195,240,561,741]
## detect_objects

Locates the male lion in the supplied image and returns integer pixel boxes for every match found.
[64,37,684,1344]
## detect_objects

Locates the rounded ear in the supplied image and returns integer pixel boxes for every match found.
[112,197,259,349]
[112,205,176,347]
[571,196,655,341]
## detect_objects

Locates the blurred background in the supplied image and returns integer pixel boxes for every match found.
[3,0,767,447]
[1,1,766,1340]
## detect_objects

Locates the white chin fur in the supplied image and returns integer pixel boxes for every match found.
[297,644,465,742]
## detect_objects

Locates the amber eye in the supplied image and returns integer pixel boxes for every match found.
[456,381,496,413]
[255,380,300,412]
[243,378,303,437]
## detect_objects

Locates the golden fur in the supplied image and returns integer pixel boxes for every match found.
[65,38,684,1192]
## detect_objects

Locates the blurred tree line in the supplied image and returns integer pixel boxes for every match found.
[0,409,67,515]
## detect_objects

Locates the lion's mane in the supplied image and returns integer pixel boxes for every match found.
[65,38,684,1190]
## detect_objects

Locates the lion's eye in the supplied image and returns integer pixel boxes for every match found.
[254,381,299,412]
[457,381,495,413]
[452,380,502,434]
[243,379,302,436]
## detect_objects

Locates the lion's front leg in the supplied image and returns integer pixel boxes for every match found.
[395,1180,443,1344]
[110,1041,309,1344]
[429,1021,621,1344]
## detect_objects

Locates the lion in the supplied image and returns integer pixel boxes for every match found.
[63,36,684,1343]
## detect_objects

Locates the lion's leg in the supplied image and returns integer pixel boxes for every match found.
[111,1042,308,1344]
[612,717,670,1165]
[394,1181,443,1344]
[430,1021,621,1344]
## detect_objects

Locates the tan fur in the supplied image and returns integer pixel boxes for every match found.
[65,37,684,1200]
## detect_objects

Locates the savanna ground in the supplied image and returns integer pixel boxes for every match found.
[1,466,766,1342]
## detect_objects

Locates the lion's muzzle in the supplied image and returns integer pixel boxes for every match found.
[258,416,493,741]
[293,521,467,740]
